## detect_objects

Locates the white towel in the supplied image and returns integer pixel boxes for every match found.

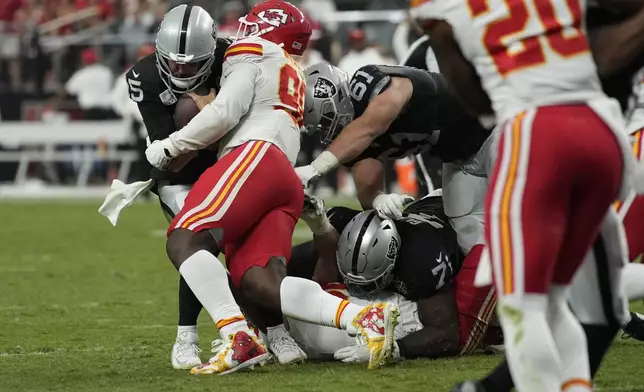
[98,179,155,226]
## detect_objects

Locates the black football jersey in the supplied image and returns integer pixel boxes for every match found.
[125,38,232,185]
[327,196,463,301]
[344,65,490,167]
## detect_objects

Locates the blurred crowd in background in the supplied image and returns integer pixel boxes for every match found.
[0,0,427,195]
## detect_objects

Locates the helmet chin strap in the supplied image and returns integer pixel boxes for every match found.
[171,77,197,89]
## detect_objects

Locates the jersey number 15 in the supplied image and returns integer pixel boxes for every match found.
[467,0,589,77]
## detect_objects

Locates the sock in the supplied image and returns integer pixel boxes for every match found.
[622,263,644,300]
[498,294,562,392]
[178,276,203,326]
[623,311,632,325]
[176,325,198,343]
[480,359,514,392]
[280,276,363,332]
[178,250,246,338]
[582,323,619,378]
[548,285,592,391]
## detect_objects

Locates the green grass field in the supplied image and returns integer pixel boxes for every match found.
[1,200,643,391]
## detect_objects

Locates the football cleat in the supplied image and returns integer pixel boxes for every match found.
[190,331,270,375]
[171,332,202,370]
[351,302,400,369]
[622,312,644,341]
[267,324,307,365]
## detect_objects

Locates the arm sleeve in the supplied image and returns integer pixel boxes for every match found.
[168,61,258,154]
[137,100,176,142]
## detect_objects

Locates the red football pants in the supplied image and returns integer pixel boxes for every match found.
[169,141,304,286]
[486,105,623,296]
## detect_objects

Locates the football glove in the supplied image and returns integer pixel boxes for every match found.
[145,138,179,171]
[301,194,333,235]
[334,341,401,364]
[372,193,415,220]
[294,165,321,189]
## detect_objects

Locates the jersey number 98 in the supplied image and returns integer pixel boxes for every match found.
[278,64,306,127]
[467,0,588,77]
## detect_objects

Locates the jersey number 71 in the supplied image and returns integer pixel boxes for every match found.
[467,0,589,77]
[278,63,306,127]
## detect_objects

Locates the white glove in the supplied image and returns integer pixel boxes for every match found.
[372,193,415,220]
[145,139,178,171]
[334,342,401,363]
[295,165,321,188]
[333,344,369,364]
[301,193,333,235]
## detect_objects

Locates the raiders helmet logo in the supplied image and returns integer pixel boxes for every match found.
[313,77,337,99]
[385,237,399,261]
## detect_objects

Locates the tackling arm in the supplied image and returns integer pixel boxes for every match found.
[166,62,258,155]
[396,285,460,359]
[307,78,413,176]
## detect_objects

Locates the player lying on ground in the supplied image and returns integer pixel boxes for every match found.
[286,193,501,361]
[144,0,401,374]
[297,62,492,254]
[411,0,637,391]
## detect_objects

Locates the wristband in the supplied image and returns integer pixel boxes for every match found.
[311,151,340,175]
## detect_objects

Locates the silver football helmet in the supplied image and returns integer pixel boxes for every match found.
[337,210,401,298]
[303,62,355,144]
[156,5,217,94]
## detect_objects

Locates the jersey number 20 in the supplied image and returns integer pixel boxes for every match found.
[278,64,306,127]
[467,0,589,77]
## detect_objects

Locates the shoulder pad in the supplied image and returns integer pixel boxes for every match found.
[223,38,265,64]
[349,65,392,116]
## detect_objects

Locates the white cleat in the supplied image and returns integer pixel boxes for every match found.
[171,332,202,370]
[267,324,307,365]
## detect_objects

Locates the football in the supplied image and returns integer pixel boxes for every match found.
[167,86,209,172]
[173,84,209,129]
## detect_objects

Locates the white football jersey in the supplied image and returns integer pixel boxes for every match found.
[411,0,606,122]
[218,36,305,164]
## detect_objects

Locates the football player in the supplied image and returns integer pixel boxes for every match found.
[286,193,500,361]
[106,4,231,370]
[297,62,491,255]
[410,0,635,391]
[145,0,401,374]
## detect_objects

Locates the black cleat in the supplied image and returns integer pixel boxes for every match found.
[622,312,644,341]
[451,380,487,392]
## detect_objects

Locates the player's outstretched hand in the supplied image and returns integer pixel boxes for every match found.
[334,344,369,364]
[302,193,325,221]
[294,165,321,188]
[187,88,217,110]
[373,193,415,220]
[301,193,334,235]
